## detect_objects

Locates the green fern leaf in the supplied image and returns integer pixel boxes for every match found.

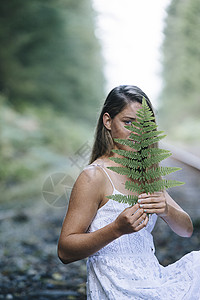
[140,148,170,159]
[109,157,141,169]
[106,194,138,206]
[163,179,185,189]
[141,135,166,148]
[143,166,181,180]
[124,125,141,134]
[142,121,158,129]
[107,167,143,180]
[107,166,128,176]
[107,166,131,176]
[114,138,142,151]
[147,148,171,156]
[143,180,165,193]
[157,166,182,177]
[142,130,164,140]
[125,181,143,193]
[139,115,155,122]
[129,121,144,129]
[107,97,185,206]
[143,124,158,131]
[111,149,141,160]
[129,133,143,142]
[142,152,172,168]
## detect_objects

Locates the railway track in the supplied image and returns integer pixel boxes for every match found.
[161,142,200,171]
[159,143,200,221]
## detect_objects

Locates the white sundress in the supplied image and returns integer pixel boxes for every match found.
[86,164,200,300]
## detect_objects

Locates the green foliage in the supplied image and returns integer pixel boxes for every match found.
[107,194,138,206]
[159,0,200,142]
[0,0,104,123]
[0,0,105,203]
[0,95,93,202]
[107,98,184,206]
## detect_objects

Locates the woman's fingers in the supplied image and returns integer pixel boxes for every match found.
[128,205,149,231]
[128,203,140,215]
[133,212,148,228]
[138,192,168,215]
[137,215,149,230]
[138,192,163,199]
[114,203,149,235]
[139,202,164,209]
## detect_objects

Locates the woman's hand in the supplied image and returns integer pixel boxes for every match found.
[138,191,168,217]
[113,203,149,237]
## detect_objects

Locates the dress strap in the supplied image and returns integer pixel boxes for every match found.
[91,164,116,191]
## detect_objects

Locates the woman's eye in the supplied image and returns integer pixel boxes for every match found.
[125,120,132,125]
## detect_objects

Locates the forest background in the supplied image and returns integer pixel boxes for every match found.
[0,0,105,205]
[0,0,199,221]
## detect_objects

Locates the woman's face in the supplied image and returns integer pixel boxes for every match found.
[104,101,142,152]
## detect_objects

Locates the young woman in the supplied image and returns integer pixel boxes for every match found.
[58,85,200,299]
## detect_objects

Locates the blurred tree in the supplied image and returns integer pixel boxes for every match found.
[0,0,104,123]
[158,0,200,141]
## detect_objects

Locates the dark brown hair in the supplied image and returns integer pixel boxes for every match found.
[89,85,156,163]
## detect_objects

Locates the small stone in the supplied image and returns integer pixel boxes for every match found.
[6,295,13,300]
[27,268,37,276]
[13,212,29,223]
[78,284,86,294]
[52,272,62,281]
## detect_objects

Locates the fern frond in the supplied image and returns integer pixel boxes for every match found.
[111,148,171,161]
[142,130,164,140]
[137,107,154,118]
[106,194,138,206]
[114,138,142,151]
[147,148,171,156]
[125,123,158,134]
[108,167,143,180]
[124,125,141,135]
[109,157,142,169]
[107,97,185,206]
[125,181,143,193]
[163,179,185,189]
[144,167,182,180]
[140,148,170,158]
[107,167,129,175]
[160,166,182,175]
[156,166,182,177]
[143,180,165,193]
[141,135,166,148]
[142,125,158,133]
[142,178,185,193]
[137,114,155,122]
[129,121,144,129]
[142,152,172,168]
[129,133,143,142]
[107,166,131,176]
[142,124,158,131]
[142,121,158,128]
[111,149,141,160]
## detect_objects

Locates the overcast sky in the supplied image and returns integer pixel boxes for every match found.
[92,0,171,107]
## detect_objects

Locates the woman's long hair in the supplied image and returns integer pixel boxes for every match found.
[89,85,156,163]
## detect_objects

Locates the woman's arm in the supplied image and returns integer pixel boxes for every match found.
[57,166,148,264]
[138,190,193,237]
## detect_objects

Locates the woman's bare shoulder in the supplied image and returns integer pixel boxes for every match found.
[77,164,106,186]
[60,165,107,239]
[69,158,112,204]
[69,163,107,201]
